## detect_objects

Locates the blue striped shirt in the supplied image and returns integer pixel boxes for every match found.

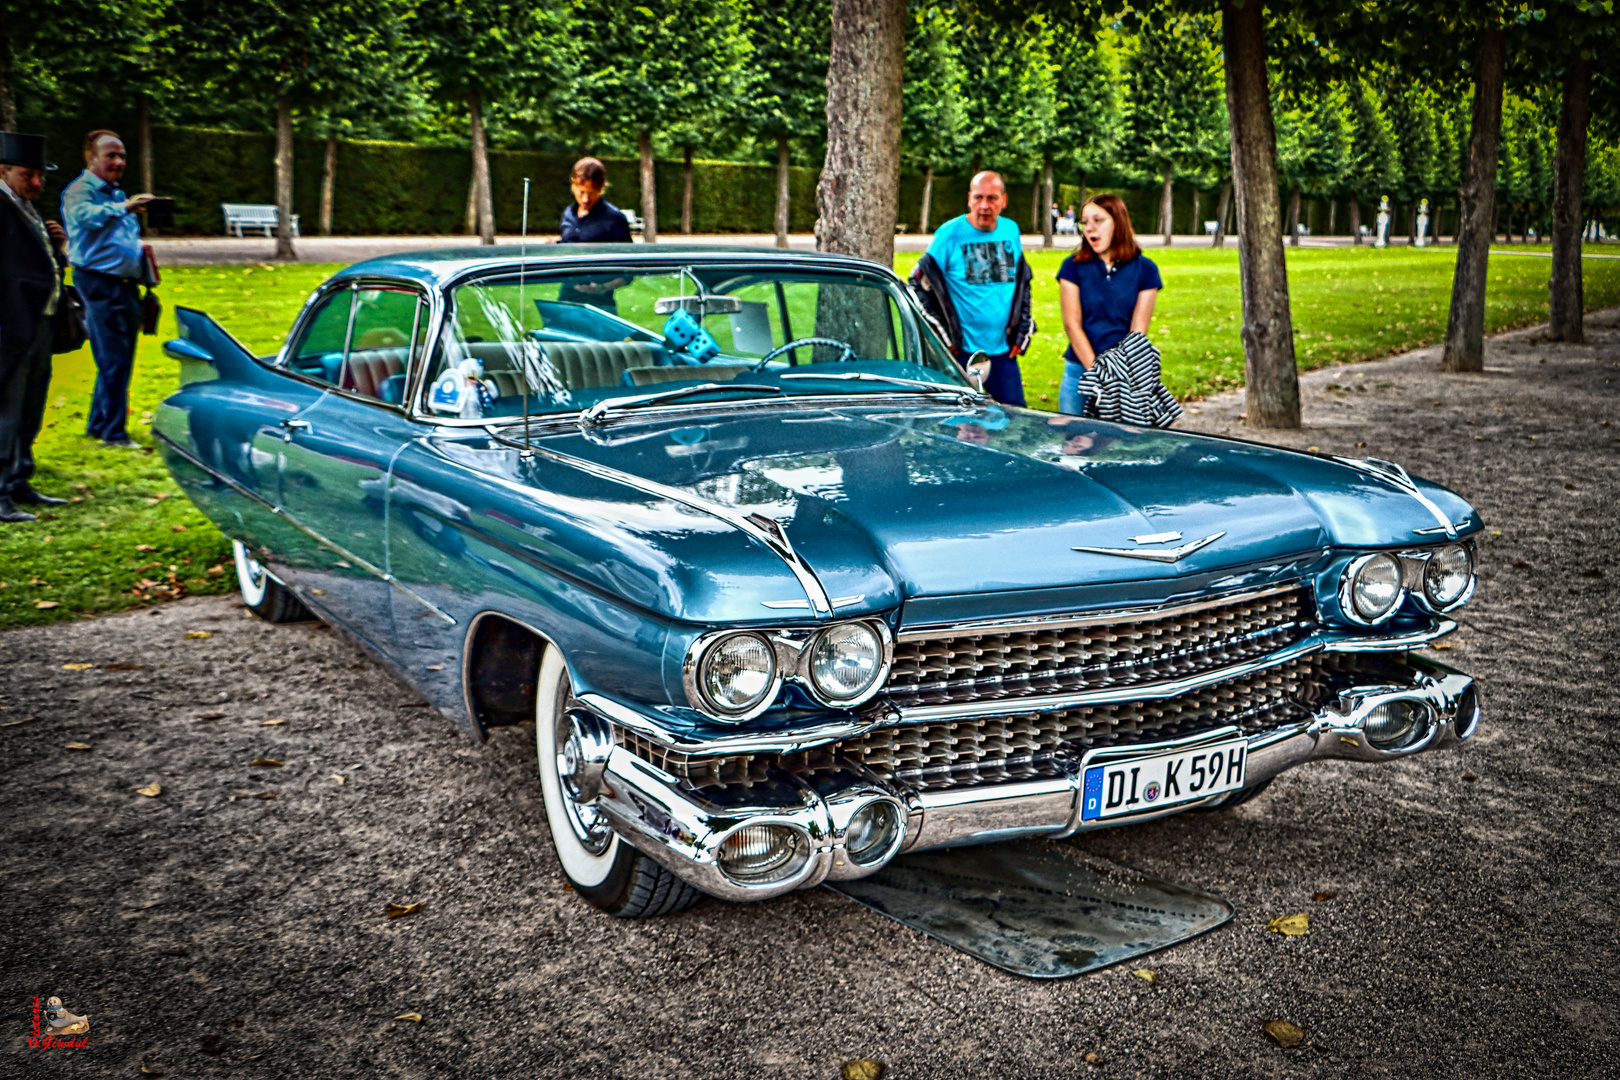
[61,169,143,277]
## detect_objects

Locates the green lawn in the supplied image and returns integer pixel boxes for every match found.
[3,246,1615,630]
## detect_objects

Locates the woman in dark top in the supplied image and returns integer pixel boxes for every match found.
[1056,193,1162,415]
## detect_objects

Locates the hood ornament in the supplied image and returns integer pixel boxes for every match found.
[1073,531,1225,563]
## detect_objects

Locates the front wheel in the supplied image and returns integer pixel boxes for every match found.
[233,540,312,623]
[534,646,700,917]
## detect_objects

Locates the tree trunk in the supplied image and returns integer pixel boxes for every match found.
[919,163,934,233]
[1028,168,1039,233]
[1328,198,1336,235]
[137,93,154,236]
[968,152,982,179]
[816,0,905,265]
[1191,187,1201,240]
[677,143,692,235]
[1041,154,1054,248]
[1549,57,1591,342]
[1350,197,1362,245]
[1287,184,1300,246]
[774,133,791,248]
[469,89,495,244]
[1160,162,1174,244]
[638,130,658,243]
[1441,27,1506,373]
[1077,170,1087,208]
[1407,199,1417,245]
[319,130,337,237]
[274,93,296,261]
[1221,0,1299,428]
[1212,179,1231,247]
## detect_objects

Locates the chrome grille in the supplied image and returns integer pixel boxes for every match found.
[617,654,1328,793]
[885,587,1313,708]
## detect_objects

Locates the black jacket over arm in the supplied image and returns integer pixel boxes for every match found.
[907,252,1036,359]
[0,196,58,376]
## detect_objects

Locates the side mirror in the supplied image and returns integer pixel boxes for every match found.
[965,350,990,391]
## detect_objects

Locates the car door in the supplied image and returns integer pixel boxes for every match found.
[271,280,431,654]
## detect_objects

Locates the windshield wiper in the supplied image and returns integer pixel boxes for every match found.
[779,371,985,400]
[580,382,781,426]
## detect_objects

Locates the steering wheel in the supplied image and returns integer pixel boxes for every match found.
[753,336,856,371]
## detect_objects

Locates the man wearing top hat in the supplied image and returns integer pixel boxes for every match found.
[0,132,71,523]
[60,129,153,448]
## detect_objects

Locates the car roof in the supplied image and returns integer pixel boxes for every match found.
[333,244,890,288]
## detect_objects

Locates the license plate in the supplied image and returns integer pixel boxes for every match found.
[1080,740,1248,821]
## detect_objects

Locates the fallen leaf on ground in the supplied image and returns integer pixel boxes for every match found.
[250,758,283,767]
[840,1061,885,1080]
[207,565,225,575]
[385,902,423,919]
[1262,1019,1305,1049]
[198,712,225,721]
[135,544,157,552]
[1312,891,1337,902]
[1490,529,1502,537]
[261,718,286,726]
[200,1034,224,1056]
[65,742,92,750]
[1583,568,1604,578]
[104,662,141,670]
[1512,560,1531,569]
[394,1012,423,1022]
[136,782,162,797]
[1266,913,1310,936]
[331,774,346,784]
[62,662,93,671]
[1131,969,1159,986]
[34,600,59,610]
[1463,772,1478,782]
[141,1062,166,1076]
[254,790,277,800]
[1084,1052,1105,1066]
[185,630,211,640]
[1431,642,1454,650]
[0,716,39,727]
[171,524,187,532]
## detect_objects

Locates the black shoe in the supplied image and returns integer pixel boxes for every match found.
[0,498,37,523]
[11,485,67,506]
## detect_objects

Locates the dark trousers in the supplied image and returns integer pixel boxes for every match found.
[0,327,53,497]
[76,267,141,442]
[956,350,1027,407]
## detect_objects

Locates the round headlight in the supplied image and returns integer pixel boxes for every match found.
[1423,545,1473,609]
[700,633,776,715]
[718,824,806,883]
[1347,552,1403,623]
[809,622,883,703]
[1363,699,1427,750]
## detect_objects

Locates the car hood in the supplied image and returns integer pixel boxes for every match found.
[539,401,1479,620]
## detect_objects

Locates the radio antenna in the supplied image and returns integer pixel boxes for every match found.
[519,177,533,458]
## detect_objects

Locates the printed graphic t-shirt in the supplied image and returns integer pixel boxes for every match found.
[926,214,1023,355]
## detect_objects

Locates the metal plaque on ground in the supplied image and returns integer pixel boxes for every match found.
[827,842,1234,979]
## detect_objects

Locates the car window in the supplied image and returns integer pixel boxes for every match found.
[423,265,965,420]
[286,284,427,406]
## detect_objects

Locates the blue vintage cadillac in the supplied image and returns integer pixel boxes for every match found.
[156,246,1482,917]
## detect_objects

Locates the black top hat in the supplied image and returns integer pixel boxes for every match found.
[0,133,57,172]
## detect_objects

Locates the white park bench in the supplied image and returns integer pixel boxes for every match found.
[621,207,644,234]
[221,203,300,238]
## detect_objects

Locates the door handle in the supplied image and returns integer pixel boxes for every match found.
[280,417,312,442]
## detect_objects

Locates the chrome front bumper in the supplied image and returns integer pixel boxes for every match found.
[575,654,1481,903]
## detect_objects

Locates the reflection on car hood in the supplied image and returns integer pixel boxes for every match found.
[538,402,1479,616]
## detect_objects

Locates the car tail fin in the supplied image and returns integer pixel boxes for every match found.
[169,306,259,384]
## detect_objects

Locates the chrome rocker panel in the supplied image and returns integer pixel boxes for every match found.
[577,653,1480,903]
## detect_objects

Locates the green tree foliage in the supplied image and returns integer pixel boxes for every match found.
[734,0,829,243]
[1341,78,1400,202]
[1047,20,1123,189]
[955,10,1057,182]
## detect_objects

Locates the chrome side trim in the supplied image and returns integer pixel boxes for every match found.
[1334,456,1457,538]
[483,437,834,618]
[154,431,456,626]
[894,581,1303,643]
[575,619,1458,757]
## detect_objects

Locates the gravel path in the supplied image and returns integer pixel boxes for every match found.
[3,312,1616,1079]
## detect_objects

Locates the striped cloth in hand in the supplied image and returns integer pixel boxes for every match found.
[1087,331,1182,428]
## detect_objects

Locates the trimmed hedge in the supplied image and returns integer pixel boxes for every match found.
[22,119,1354,238]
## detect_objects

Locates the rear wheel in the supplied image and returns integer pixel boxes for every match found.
[233,540,312,623]
[534,646,700,917]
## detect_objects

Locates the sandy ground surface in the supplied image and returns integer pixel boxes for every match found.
[3,312,1617,1078]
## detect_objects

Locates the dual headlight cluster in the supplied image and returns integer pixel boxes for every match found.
[1341,543,1474,625]
[688,620,891,721]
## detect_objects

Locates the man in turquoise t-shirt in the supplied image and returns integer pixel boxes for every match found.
[914,172,1033,406]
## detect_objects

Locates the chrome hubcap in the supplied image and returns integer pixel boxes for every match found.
[554,710,611,854]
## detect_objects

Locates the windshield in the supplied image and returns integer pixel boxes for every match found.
[422,263,969,419]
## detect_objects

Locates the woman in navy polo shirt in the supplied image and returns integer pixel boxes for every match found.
[1056,193,1162,415]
